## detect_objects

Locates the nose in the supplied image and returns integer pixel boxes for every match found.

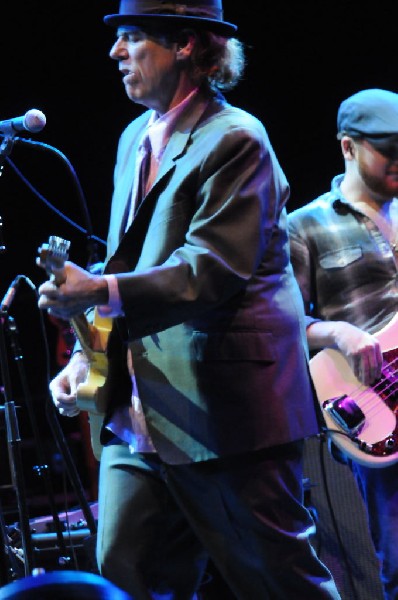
[109,38,128,61]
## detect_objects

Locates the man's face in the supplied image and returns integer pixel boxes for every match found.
[109,26,181,114]
[354,137,398,199]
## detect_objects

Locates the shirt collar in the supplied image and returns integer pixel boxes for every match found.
[331,173,398,216]
[331,174,346,202]
[331,174,360,215]
[146,88,199,162]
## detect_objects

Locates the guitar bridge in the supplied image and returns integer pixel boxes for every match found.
[323,395,365,434]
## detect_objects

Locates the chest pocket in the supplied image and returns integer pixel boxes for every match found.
[319,245,363,269]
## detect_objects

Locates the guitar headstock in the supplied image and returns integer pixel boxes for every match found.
[38,235,71,285]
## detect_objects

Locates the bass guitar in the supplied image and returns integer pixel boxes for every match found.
[38,235,112,460]
[309,313,398,467]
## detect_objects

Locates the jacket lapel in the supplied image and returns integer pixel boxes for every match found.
[107,93,216,270]
[134,93,212,217]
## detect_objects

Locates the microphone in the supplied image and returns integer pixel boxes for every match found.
[0,109,46,136]
[0,275,25,312]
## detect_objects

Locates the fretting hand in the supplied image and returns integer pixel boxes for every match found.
[37,259,108,319]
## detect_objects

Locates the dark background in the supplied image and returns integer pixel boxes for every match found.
[0,0,396,518]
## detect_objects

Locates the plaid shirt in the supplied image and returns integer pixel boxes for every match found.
[287,174,398,335]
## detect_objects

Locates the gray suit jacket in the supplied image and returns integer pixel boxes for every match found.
[103,90,319,464]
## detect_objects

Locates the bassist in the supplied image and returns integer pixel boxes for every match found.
[288,88,398,600]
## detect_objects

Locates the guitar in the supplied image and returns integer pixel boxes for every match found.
[38,236,112,460]
[309,313,398,467]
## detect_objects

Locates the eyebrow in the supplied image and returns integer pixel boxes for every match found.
[116,26,142,35]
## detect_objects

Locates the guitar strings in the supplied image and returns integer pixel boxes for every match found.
[352,355,398,415]
[333,353,397,402]
[326,354,398,447]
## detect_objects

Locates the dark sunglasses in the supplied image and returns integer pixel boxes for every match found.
[358,134,398,161]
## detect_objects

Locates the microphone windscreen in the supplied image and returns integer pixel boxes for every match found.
[24,109,46,133]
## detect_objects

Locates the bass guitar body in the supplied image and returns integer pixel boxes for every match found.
[309,313,398,467]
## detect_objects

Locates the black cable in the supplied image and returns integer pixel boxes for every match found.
[33,280,97,536]
[4,155,106,251]
[0,134,106,266]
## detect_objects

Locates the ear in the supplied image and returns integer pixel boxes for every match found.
[341,136,356,159]
[176,34,195,60]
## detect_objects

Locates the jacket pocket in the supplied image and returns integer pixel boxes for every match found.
[193,331,276,362]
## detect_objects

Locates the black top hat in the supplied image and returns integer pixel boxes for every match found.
[104,0,238,37]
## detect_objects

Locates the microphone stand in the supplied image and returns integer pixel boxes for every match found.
[0,136,33,578]
[6,315,72,563]
[0,283,97,577]
[0,308,34,576]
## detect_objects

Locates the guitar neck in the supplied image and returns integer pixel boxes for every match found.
[46,260,95,358]
[70,313,95,359]
[37,237,111,359]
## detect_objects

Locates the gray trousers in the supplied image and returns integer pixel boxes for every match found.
[96,439,341,600]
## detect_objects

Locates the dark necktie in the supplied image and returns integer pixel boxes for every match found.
[124,135,152,232]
